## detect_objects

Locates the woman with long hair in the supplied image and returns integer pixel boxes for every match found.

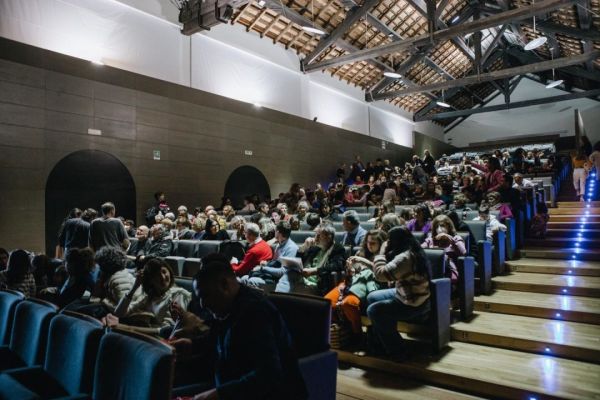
[366,226,431,359]
[406,204,432,234]
[421,215,466,283]
[0,249,36,297]
[324,230,386,340]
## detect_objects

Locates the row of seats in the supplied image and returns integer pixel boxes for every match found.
[0,290,174,400]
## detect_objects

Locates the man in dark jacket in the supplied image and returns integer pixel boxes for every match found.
[170,254,307,400]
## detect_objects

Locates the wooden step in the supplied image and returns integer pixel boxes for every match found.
[548,215,600,223]
[557,201,600,208]
[520,247,600,261]
[549,207,600,215]
[546,228,600,238]
[525,237,600,249]
[337,367,485,400]
[451,312,600,363]
[474,290,600,324]
[336,342,600,400]
[506,258,600,276]
[493,272,600,297]
[547,221,600,230]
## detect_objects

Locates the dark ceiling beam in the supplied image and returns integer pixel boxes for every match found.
[302,0,578,72]
[443,76,521,131]
[405,0,476,60]
[481,24,507,65]
[413,48,504,115]
[416,87,600,121]
[261,0,394,72]
[473,6,482,73]
[505,46,600,83]
[434,0,452,20]
[527,20,600,41]
[372,50,599,100]
[524,74,600,101]
[426,0,436,35]
[303,0,380,65]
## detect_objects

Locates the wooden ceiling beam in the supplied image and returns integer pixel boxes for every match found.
[524,20,600,41]
[417,87,600,121]
[373,50,599,100]
[303,0,578,72]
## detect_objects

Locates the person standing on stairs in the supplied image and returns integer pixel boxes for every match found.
[572,149,589,202]
[590,141,600,183]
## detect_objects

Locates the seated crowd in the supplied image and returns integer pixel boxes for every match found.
[1,143,582,397]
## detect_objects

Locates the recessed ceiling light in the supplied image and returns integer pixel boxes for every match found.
[257,0,266,6]
[302,26,326,35]
[437,100,452,108]
[383,71,402,79]
[545,79,564,89]
[524,36,547,51]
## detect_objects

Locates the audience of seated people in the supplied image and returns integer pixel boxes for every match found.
[2,142,586,369]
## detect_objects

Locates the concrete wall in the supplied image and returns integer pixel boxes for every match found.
[0,39,415,252]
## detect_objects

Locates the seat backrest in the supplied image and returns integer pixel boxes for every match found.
[334,232,345,244]
[175,240,199,258]
[424,249,446,280]
[267,293,331,358]
[182,258,202,278]
[10,299,58,367]
[412,231,425,244]
[93,329,174,400]
[0,290,24,345]
[462,210,479,221]
[361,221,376,231]
[464,220,488,243]
[196,240,221,258]
[290,231,315,244]
[174,277,193,293]
[457,232,470,255]
[46,312,104,395]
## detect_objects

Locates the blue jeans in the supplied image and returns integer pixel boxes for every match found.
[366,289,430,356]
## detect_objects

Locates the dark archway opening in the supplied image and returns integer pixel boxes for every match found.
[45,150,136,255]
[224,166,271,209]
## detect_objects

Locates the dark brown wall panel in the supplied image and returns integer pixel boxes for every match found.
[0,37,418,252]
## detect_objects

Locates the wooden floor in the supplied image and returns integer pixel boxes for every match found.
[336,194,600,399]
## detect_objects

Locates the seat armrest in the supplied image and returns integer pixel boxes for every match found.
[457,256,474,320]
[429,278,451,353]
[504,218,516,260]
[476,241,492,295]
[492,230,506,275]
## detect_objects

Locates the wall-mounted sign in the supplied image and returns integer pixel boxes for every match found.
[153,150,161,160]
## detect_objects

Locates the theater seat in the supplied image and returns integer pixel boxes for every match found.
[267,293,337,400]
[0,312,103,399]
[182,258,202,278]
[176,240,199,258]
[165,256,185,276]
[424,249,446,279]
[196,240,221,258]
[290,231,315,244]
[0,289,24,345]
[463,221,492,295]
[0,299,57,372]
[92,329,174,400]
[412,231,426,244]
[175,276,193,293]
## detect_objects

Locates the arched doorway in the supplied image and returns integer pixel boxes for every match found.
[45,150,136,255]
[224,166,271,209]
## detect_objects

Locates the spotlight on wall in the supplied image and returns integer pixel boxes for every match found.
[313,117,318,122]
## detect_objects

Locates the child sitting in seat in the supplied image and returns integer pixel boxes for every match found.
[529,202,549,239]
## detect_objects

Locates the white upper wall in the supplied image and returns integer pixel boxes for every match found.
[446,78,600,147]
[0,0,447,147]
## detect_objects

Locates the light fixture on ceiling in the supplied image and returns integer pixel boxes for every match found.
[437,90,451,108]
[451,15,460,24]
[383,71,402,79]
[302,0,326,35]
[545,52,564,89]
[383,55,402,79]
[257,0,266,7]
[523,0,547,51]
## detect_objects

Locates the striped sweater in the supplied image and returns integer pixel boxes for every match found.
[373,251,430,307]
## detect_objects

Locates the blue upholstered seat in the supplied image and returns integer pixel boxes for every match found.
[0,289,24,346]
[0,299,57,372]
[0,312,103,399]
[92,329,175,400]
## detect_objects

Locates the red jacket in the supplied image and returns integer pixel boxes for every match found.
[232,239,272,276]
